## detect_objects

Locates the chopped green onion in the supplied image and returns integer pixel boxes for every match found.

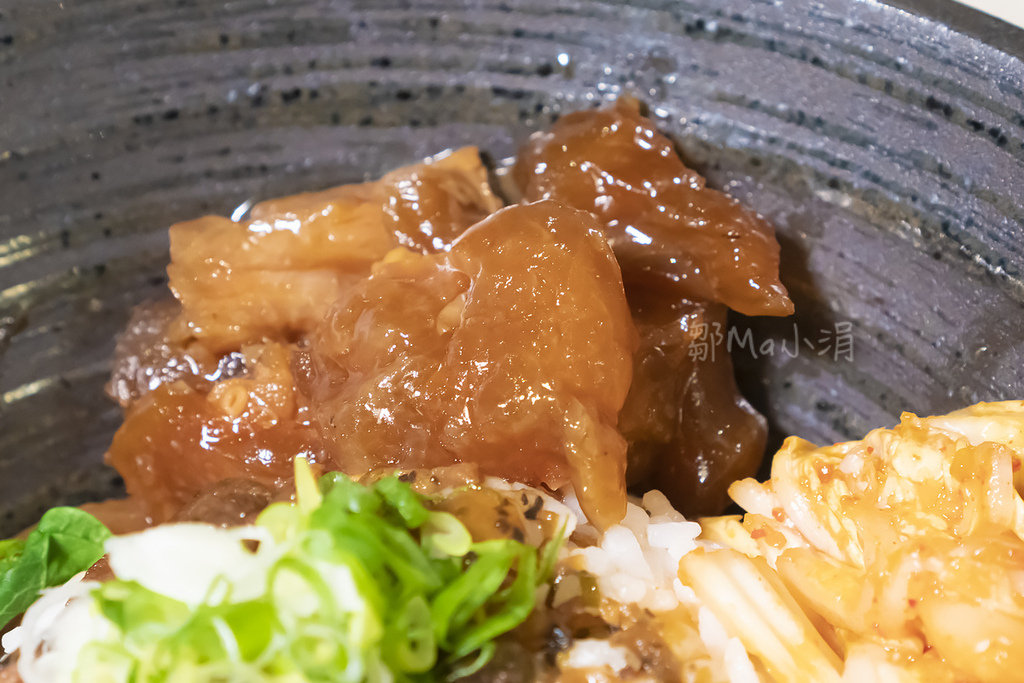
[388,595,436,672]
[17,469,567,682]
[294,456,322,515]
[421,512,473,558]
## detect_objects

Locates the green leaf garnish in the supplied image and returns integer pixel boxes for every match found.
[0,506,111,628]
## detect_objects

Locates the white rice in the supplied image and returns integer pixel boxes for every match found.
[561,639,641,673]
[566,490,700,613]
[562,488,760,683]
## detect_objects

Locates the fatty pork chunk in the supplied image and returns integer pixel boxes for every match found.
[618,295,767,515]
[513,100,792,516]
[306,201,637,528]
[513,99,791,316]
[105,341,321,522]
[106,149,500,521]
[167,147,501,354]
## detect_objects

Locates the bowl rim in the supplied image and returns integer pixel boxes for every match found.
[887,0,1024,59]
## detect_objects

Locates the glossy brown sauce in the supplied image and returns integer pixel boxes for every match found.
[381,146,503,252]
[0,659,18,683]
[77,498,152,536]
[307,201,634,527]
[513,101,785,515]
[106,343,322,522]
[168,147,498,353]
[513,99,791,318]
[106,299,221,408]
[173,478,274,527]
[620,297,767,516]
[103,102,790,527]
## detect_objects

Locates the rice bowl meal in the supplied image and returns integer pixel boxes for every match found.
[2,100,1023,683]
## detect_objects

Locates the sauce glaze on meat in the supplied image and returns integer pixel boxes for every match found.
[307,201,635,527]
[104,102,791,526]
[513,100,790,515]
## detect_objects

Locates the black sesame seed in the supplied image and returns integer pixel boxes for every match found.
[524,496,543,521]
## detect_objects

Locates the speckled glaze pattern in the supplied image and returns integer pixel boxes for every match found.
[1,0,1022,534]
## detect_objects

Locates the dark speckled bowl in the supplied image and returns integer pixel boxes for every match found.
[1,0,1023,534]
